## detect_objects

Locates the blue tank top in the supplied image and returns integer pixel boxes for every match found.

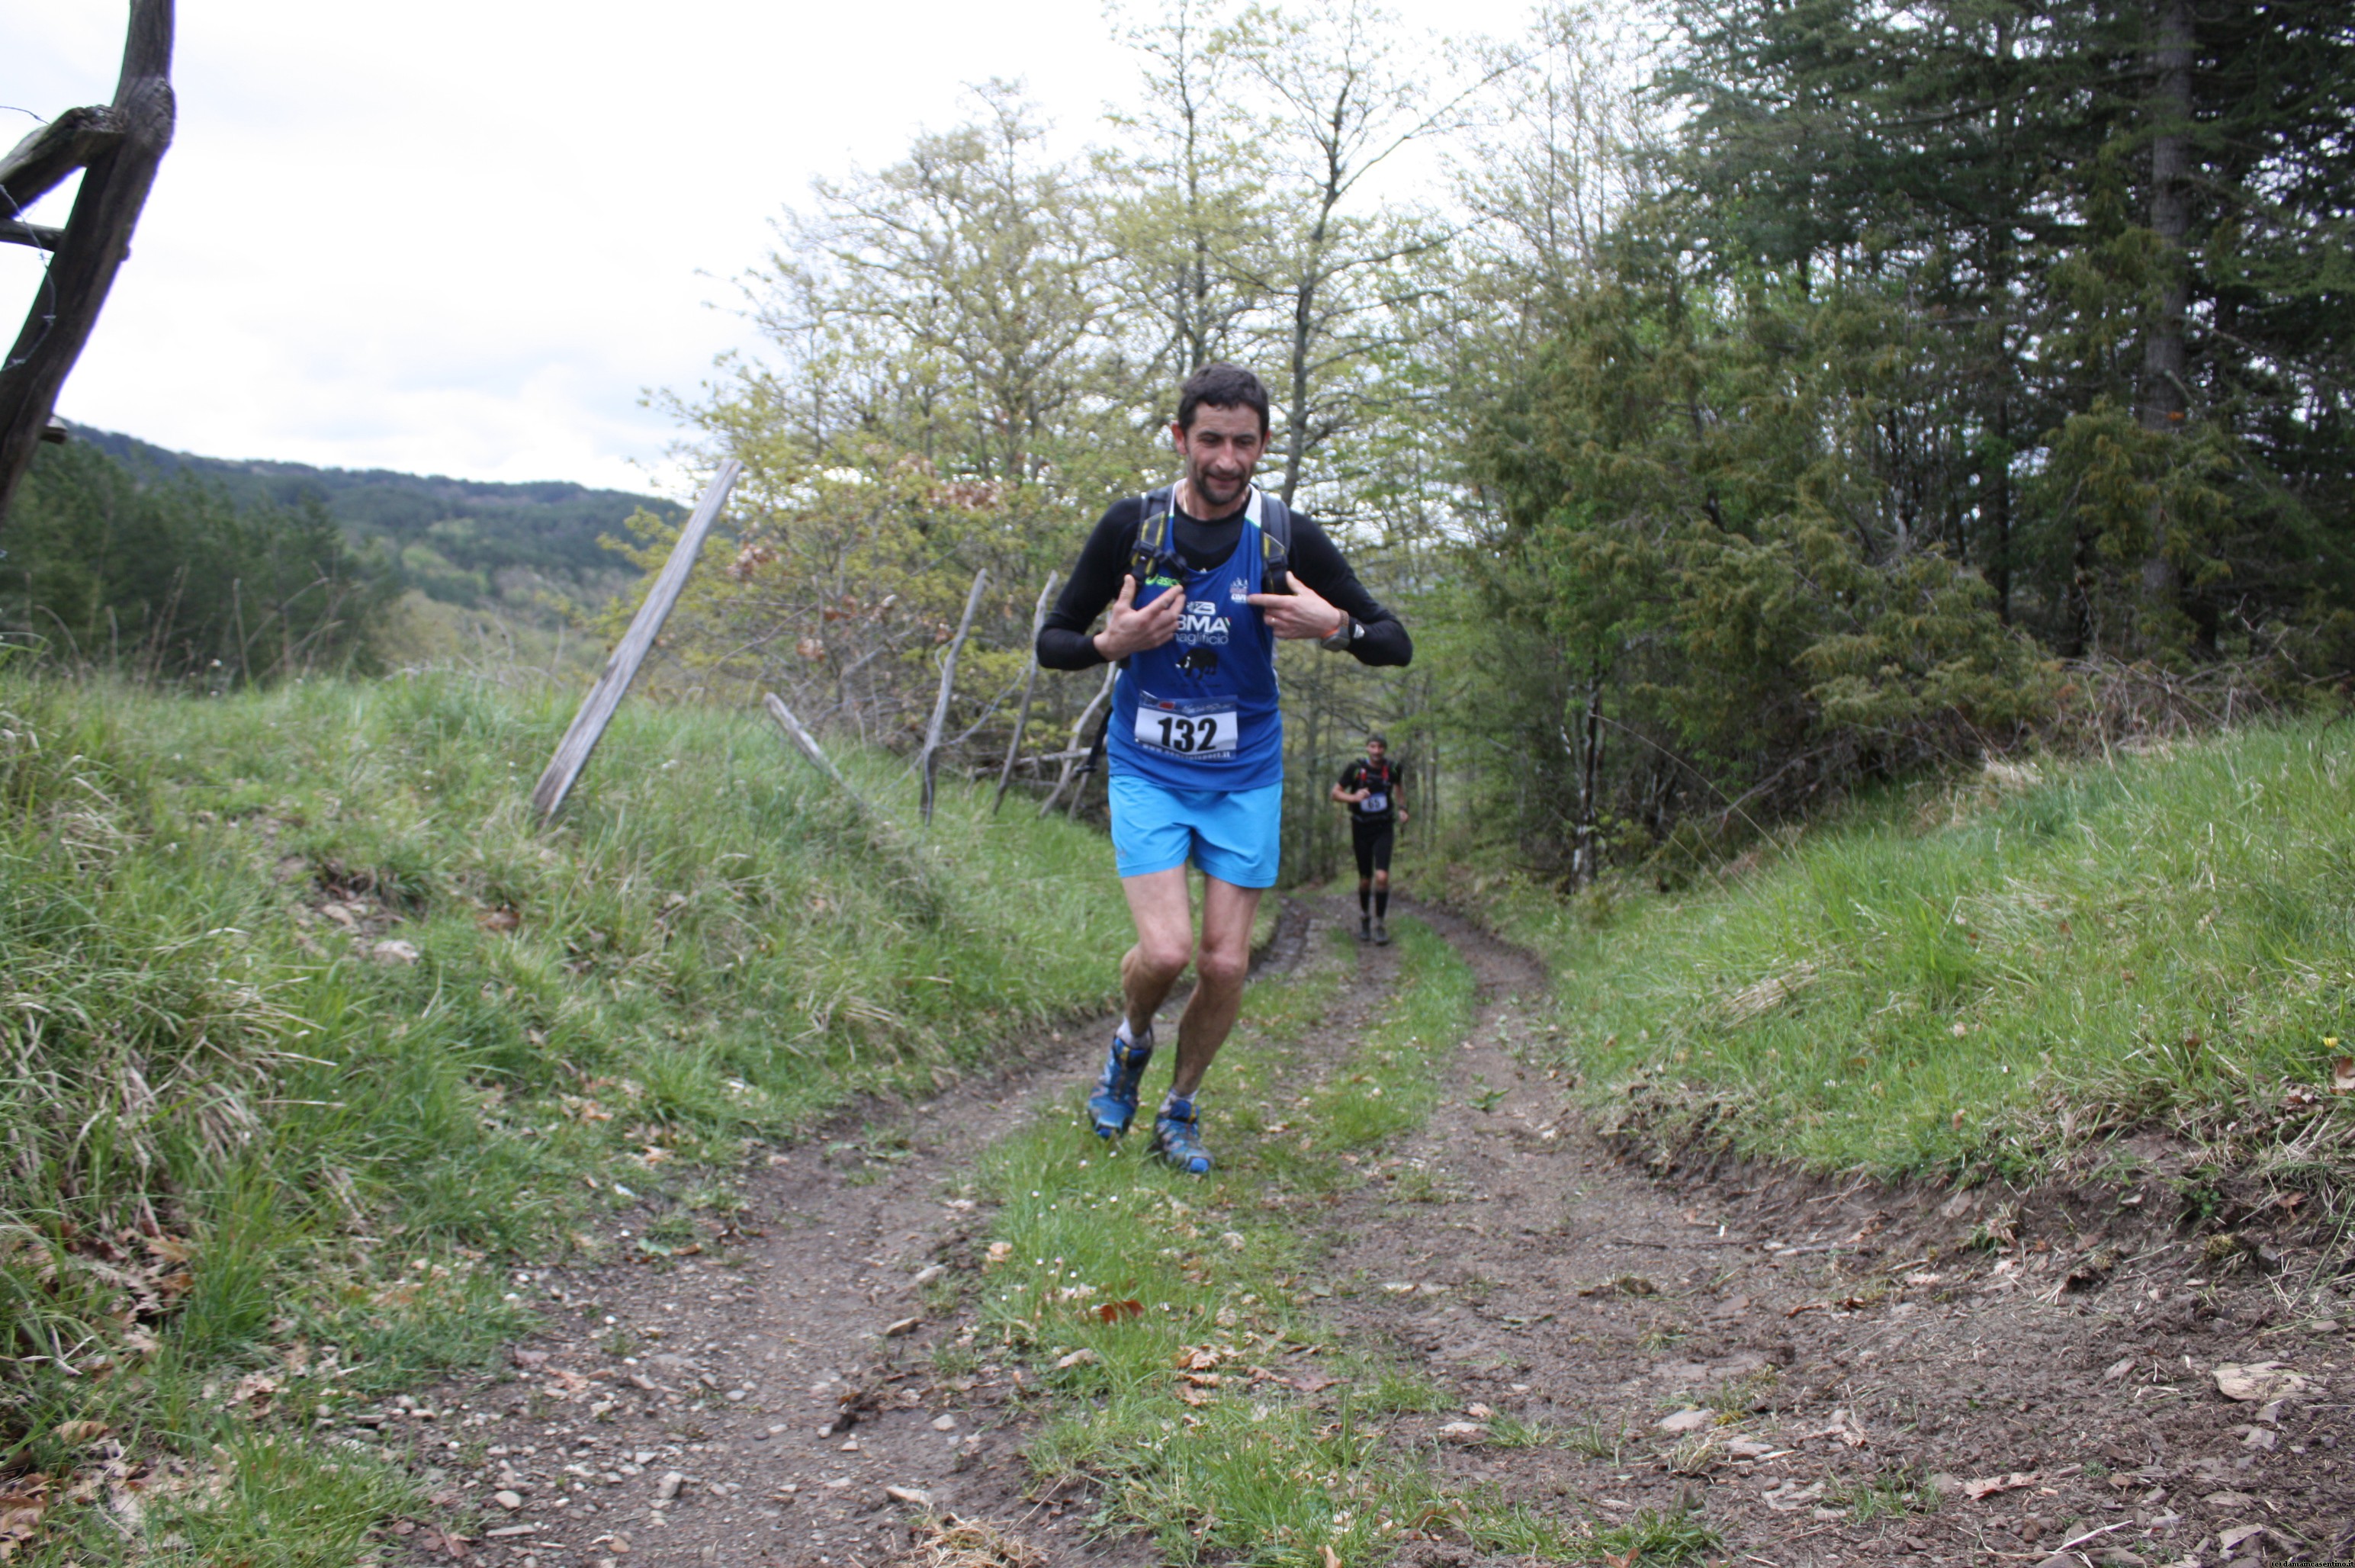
[1107,495,1282,792]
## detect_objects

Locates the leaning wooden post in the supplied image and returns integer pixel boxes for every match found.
[763,691,882,821]
[992,571,1056,815]
[531,459,742,817]
[918,567,988,825]
[1038,662,1117,818]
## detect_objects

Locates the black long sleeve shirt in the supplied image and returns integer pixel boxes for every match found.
[1036,495,1413,670]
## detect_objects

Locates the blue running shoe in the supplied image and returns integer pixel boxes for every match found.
[1149,1095,1213,1174]
[1087,1027,1154,1138]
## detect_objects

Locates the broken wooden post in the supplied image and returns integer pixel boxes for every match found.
[992,571,1056,815]
[0,0,176,522]
[1038,663,1117,818]
[917,567,988,825]
[763,691,879,818]
[531,458,742,817]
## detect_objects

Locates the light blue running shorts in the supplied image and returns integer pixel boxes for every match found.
[1107,775,1284,888]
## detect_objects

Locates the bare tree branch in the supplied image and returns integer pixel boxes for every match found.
[0,0,175,522]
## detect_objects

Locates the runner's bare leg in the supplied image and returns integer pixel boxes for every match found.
[1119,866,1194,1037]
[1171,877,1260,1097]
[1118,869,1261,1097]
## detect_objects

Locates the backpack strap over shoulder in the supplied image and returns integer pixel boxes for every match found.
[1251,487,1293,593]
[1131,485,1178,581]
[1133,483,1291,592]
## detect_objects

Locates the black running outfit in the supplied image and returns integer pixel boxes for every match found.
[1338,757,1400,878]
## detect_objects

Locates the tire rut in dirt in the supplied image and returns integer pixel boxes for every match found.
[384,895,1382,1568]
[1322,898,2353,1568]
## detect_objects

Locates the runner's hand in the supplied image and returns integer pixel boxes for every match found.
[1095,574,1182,660]
[1245,576,1345,641]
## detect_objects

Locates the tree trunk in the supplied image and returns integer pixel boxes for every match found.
[1569,671,1604,887]
[2138,0,2194,621]
[0,0,175,523]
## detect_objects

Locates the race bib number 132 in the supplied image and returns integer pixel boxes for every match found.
[1135,706,1238,756]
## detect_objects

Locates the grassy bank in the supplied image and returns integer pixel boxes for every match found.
[1488,721,2355,1213]
[0,670,1132,1560]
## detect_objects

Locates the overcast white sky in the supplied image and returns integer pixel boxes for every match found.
[5,0,1544,496]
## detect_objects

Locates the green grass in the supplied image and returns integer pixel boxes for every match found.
[956,919,1711,1564]
[1489,721,2355,1203]
[0,668,1134,1560]
[1825,1463,1941,1522]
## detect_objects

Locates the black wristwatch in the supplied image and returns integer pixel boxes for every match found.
[1319,615,1360,652]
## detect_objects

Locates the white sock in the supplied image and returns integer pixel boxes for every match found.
[1116,1017,1152,1049]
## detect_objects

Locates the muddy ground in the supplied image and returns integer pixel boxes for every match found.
[382,897,2353,1568]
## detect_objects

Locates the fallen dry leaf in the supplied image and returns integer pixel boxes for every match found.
[2333,1056,2354,1094]
[1962,1472,2037,1500]
[2214,1362,2312,1402]
[143,1233,195,1265]
[223,1372,278,1415]
[50,1421,107,1447]
[1092,1299,1144,1325]
[1759,1480,1824,1512]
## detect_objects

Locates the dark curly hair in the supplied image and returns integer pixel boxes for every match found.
[1176,362,1271,435]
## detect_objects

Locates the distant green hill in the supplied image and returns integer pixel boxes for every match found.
[66,424,678,607]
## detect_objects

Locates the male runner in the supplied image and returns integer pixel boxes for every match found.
[1036,363,1412,1172]
[1332,732,1406,944]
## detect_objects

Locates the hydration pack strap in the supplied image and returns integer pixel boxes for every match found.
[1132,484,1291,593]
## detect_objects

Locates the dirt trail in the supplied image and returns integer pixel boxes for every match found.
[1328,898,2353,1568]
[387,897,2352,1568]
[384,906,1324,1568]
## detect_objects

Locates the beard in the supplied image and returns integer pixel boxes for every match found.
[1190,465,1249,509]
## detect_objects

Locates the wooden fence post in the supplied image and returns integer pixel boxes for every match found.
[917,567,988,825]
[530,459,742,818]
[763,691,881,820]
[992,571,1056,815]
[1038,663,1117,818]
